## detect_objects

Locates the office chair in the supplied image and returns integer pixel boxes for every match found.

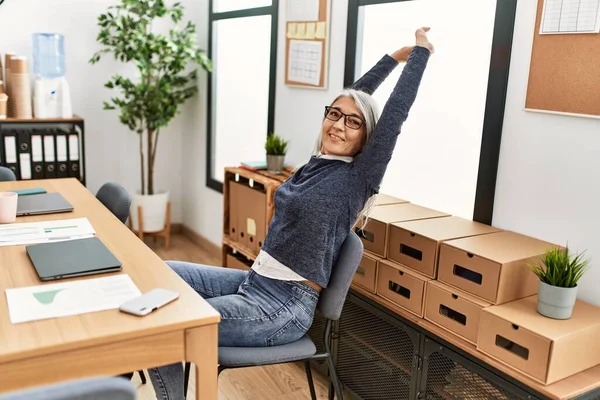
[95,182,146,385]
[0,166,16,181]
[96,182,131,224]
[183,231,363,400]
[0,377,136,400]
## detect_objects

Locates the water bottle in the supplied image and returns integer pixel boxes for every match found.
[32,33,66,78]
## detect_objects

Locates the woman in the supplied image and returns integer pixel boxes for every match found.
[149,27,433,399]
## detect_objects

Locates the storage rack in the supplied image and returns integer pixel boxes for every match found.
[0,116,86,185]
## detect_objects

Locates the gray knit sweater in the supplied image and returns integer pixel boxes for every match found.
[261,46,431,288]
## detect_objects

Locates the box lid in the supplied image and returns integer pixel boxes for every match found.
[392,216,502,242]
[374,193,408,206]
[484,296,600,340]
[370,203,449,224]
[443,231,558,264]
[428,280,491,307]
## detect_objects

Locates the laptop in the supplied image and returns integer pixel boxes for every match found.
[26,237,122,281]
[16,192,74,216]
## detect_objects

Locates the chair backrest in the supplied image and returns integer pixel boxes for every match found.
[317,231,363,321]
[0,166,16,181]
[96,182,131,224]
[0,377,136,400]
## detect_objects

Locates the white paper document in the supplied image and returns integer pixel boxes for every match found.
[287,0,320,22]
[540,0,600,34]
[288,40,323,86]
[5,274,141,324]
[0,217,95,246]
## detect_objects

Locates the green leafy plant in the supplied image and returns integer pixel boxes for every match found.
[89,0,212,195]
[265,133,288,156]
[527,246,590,288]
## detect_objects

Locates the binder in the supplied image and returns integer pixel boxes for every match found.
[2,130,19,179]
[67,130,80,179]
[55,129,69,178]
[17,129,32,180]
[30,129,44,180]
[42,129,57,178]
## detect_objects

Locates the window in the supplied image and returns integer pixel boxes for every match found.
[206,1,278,192]
[346,0,517,223]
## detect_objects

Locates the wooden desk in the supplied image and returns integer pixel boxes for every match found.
[0,179,220,399]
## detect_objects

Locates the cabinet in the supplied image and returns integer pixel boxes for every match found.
[221,166,292,267]
[305,291,600,400]
[0,116,85,184]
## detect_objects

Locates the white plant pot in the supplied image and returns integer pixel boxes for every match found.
[130,190,169,233]
[537,280,578,320]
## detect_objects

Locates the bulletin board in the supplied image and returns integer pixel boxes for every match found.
[525,0,600,118]
[284,0,331,89]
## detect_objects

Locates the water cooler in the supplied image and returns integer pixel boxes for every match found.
[32,33,73,118]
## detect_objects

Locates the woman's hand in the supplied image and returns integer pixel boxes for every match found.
[415,27,434,54]
[391,46,414,63]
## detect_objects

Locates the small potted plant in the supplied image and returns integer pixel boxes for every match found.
[527,246,590,319]
[265,133,288,174]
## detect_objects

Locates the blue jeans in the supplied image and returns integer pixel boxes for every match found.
[148,261,320,399]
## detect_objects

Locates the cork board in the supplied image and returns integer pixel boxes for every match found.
[525,0,600,118]
[284,0,330,89]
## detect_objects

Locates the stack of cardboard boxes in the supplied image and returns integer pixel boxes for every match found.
[353,194,600,386]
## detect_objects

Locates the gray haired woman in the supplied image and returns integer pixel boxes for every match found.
[148,27,434,400]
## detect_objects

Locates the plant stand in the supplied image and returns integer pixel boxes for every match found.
[128,201,171,250]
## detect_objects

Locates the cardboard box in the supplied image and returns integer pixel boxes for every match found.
[236,183,267,255]
[388,216,501,278]
[352,251,380,293]
[374,193,408,206]
[477,296,600,385]
[376,259,431,317]
[226,253,251,271]
[424,280,490,345]
[357,203,449,257]
[437,231,556,304]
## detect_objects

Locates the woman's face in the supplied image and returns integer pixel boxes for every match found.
[320,96,366,157]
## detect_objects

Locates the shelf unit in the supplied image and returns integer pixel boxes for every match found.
[221,166,293,268]
[0,116,86,185]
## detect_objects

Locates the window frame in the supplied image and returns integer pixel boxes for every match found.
[345,0,517,224]
[205,1,279,193]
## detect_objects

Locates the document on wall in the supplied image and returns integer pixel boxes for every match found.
[288,40,323,86]
[5,274,141,324]
[287,0,319,22]
[0,217,95,246]
[540,0,600,34]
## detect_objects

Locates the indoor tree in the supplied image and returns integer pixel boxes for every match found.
[90,0,212,196]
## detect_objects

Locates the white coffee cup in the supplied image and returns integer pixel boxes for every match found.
[0,192,18,223]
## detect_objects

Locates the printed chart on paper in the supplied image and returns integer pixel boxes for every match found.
[540,0,600,33]
[288,40,323,86]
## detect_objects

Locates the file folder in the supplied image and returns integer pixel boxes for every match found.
[42,129,56,178]
[30,129,44,180]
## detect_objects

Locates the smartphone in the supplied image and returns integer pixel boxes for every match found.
[119,288,179,316]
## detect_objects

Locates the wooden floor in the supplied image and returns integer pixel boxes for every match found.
[135,233,333,400]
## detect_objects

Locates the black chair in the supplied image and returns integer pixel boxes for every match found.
[184,232,364,399]
[95,182,146,385]
[96,182,131,224]
[0,166,16,181]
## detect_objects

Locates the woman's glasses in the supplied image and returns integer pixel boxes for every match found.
[324,106,364,130]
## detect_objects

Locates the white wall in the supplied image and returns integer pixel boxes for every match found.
[274,0,350,166]
[0,0,186,222]
[493,0,600,305]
